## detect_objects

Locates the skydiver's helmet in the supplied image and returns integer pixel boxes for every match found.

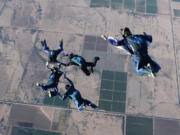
[68,53,74,59]
[65,84,71,90]
[146,35,152,43]
[123,27,132,37]
[46,46,50,51]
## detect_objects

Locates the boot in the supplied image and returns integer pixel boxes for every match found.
[93,56,100,64]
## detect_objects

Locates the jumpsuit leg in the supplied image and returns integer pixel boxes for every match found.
[84,57,100,74]
[141,54,161,74]
[133,55,151,76]
[148,57,161,73]
[83,98,97,109]
[81,64,91,76]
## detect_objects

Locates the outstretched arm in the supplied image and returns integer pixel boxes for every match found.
[60,53,74,66]
[101,35,124,47]
[41,39,49,54]
[61,62,72,66]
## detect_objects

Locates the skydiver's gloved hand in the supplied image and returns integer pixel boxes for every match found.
[143,32,147,36]
[59,39,63,50]
[60,39,63,44]
[101,34,107,41]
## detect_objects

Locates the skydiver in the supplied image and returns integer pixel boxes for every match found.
[61,74,97,111]
[101,27,160,77]
[36,67,63,97]
[61,53,100,76]
[41,39,64,69]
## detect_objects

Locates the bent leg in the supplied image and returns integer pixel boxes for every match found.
[85,57,100,73]
[81,64,91,76]
[83,98,97,109]
[86,62,94,67]
[143,55,161,73]
[148,59,161,73]
[133,55,151,75]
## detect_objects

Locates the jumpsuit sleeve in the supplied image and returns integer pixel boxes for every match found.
[61,61,74,66]
[63,61,79,66]
[63,87,73,100]
[107,36,125,47]
[65,76,74,87]
[117,39,126,46]
[106,36,119,46]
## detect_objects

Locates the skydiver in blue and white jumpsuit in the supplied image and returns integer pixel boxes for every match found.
[62,53,100,76]
[62,74,97,111]
[101,27,160,76]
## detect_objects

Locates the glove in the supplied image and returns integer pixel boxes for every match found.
[61,52,67,57]
[60,39,63,43]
